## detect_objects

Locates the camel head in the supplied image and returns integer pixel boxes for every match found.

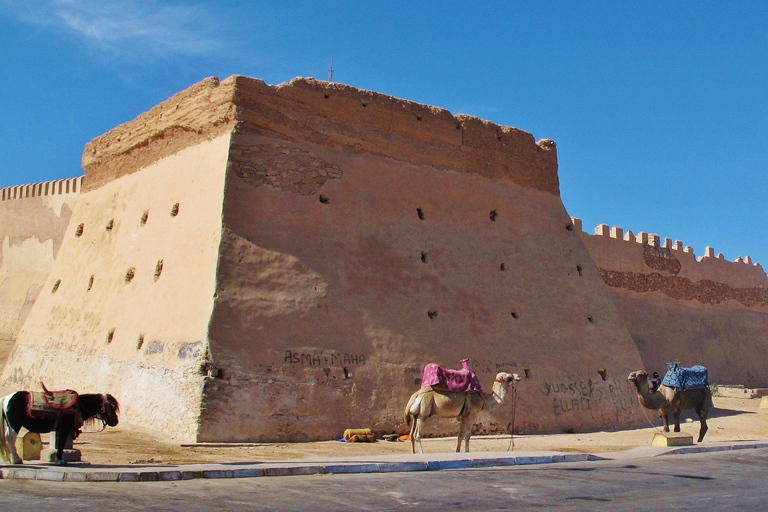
[627,370,649,391]
[494,372,521,384]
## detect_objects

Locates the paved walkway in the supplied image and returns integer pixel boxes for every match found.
[3,440,768,483]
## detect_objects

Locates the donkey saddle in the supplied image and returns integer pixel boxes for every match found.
[26,382,79,421]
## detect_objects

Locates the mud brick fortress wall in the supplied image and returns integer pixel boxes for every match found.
[577,221,768,387]
[0,177,83,374]
[0,75,760,441]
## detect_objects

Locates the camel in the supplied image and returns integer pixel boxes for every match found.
[404,371,520,454]
[627,370,713,442]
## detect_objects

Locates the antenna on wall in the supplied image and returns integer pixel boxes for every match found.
[328,56,334,82]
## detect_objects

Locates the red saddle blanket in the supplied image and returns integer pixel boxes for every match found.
[421,360,483,393]
[26,389,79,419]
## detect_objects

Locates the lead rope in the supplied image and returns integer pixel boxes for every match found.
[506,386,517,451]
[637,395,663,433]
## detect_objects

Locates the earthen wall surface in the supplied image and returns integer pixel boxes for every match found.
[196,77,645,442]
[579,221,768,387]
[0,178,83,374]
[0,135,231,439]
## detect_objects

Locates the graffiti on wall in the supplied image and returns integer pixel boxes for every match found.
[544,378,636,419]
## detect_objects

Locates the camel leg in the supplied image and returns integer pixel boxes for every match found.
[696,406,709,443]
[413,417,425,454]
[660,411,670,432]
[456,415,472,453]
[409,414,417,454]
[672,411,681,433]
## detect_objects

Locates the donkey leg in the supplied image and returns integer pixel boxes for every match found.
[54,428,68,466]
[3,422,22,464]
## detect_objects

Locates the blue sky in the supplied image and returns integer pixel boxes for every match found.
[1,1,766,265]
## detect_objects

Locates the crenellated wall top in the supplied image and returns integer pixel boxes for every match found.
[572,217,768,290]
[0,176,83,202]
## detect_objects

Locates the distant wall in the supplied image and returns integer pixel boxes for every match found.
[0,177,82,373]
[578,220,768,387]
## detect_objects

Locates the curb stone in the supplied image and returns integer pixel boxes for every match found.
[2,443,767,483]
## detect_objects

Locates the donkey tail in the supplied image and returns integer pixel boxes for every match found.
[0,395,11,463]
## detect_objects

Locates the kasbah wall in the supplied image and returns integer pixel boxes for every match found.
[0,75,764,442]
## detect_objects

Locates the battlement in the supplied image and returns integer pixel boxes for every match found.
[574,217,768,294]
[83,75,559,195]
[0,176,83,202]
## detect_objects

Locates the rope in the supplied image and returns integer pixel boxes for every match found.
[506,386,517,451]
[637,395,663,433]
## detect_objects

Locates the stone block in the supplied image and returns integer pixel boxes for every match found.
[15,432,42,460]
[43,448,81,463]
[652,432,693,447]
[759,396,768,409]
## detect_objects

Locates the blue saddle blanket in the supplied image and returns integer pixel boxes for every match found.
[661,363,708,389]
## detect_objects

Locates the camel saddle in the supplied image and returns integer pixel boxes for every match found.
[26,383,79,420]
[421,360,483,393]
[661,363,708,390]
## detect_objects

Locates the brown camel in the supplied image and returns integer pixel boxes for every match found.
[404,371,520,454]
[627,370,713,442]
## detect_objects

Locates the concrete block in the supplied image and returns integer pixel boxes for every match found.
[289,466,325,476]
[376,462,428,473]
[63,472,88,482]
[2,468,39,480]
[323,463,379,474]
[759,396,768,409]
[231,468,265,478]
[15,432,43,460]
[652,432,693,447]
[35,470,65,482]
[117,472,140,482]
[44,448,81,463]
[158,471,182,481]
[426,460,473,471]
[202,469,234,479]
[86,472,120,482]
[264,467,293,477]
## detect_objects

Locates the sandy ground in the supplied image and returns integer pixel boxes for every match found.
[7,395,764,466]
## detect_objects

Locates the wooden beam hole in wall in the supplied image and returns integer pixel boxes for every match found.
[421,251,428,263]
[510,311,519,319]
[597,368,608,381]
[106,329,115,345]
[416,115,423,121]
[154,260,164,281]
[136,334,145,351]
[577,265,583,276]
[125,267,136,284]
[87,275,94,292]
[489,210,498,222]
[105,219,114,231]
[500,263,507,271]
[587,315,594,323]
[141,211,149,226]
[416,208,425,220]
[75,223,84,237]
[170,203,180,217]
[523,368,531,379]
[428,310,438,320]
[566,223,574,231]
[51,280,61,294]
[319,194,330,204]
